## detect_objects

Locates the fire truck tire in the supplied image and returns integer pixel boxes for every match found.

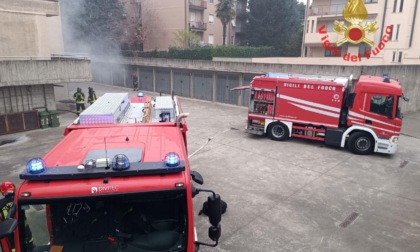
[348,132,374,155]
[267,122,289,141]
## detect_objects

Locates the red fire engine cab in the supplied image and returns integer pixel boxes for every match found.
[234,73,407,155]
[0,93,223,252]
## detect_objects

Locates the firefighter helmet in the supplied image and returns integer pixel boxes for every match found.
[0,181,15,196]
[88,87,93,91]
[77,87,82,92]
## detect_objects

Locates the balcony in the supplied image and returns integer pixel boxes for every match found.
[189,0,207,11]
[236,8,247,18]
[235,24,245,33]
[309,2,379,17]
[304,30,375,46]
[189,21,207,31]
[309,4,345,16]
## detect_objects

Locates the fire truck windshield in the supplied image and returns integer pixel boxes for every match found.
[18,190,188,252]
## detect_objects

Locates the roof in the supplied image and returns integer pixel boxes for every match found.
[18,125,188,198]
[356,75,402,95]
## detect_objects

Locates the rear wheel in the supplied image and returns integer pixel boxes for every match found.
[267,122,289,141]
[348,132,374,155]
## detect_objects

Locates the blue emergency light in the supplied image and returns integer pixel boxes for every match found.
[26,158,46,174]
[164,152,180,167]
[112,154,130,170]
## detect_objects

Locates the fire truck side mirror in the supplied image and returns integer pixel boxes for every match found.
[207,194,222,227]
[191,171,204,185]
[0,219,18,239]
[208,224,221,242]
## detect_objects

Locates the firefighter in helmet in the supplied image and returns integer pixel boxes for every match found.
[0,181,34,252]
[73,87,85,116]
[88,87,97,105]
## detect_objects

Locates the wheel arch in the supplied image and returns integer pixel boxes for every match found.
[265,120,292,137]
[340,126,378,151]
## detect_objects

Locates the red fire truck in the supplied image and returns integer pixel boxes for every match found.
[233,73,408,155]
[0,93,223,252]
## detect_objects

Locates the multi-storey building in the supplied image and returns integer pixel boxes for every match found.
[0,0,91,135]
[120,0,235,51]
[303,0,420,64]
[235,0,247,45]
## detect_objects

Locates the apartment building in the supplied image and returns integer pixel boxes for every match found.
[120,0,235,51]
[0,0,91,135]
[303,0,420,64]
[235,0,247,45]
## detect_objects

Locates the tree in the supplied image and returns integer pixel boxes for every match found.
[61,0,124,56]
[172,30,201,48]
[245,0,305,56]
[120,1,159,51]
[216,0,236,46]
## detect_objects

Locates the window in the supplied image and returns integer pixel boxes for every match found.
[324,47,341,57]
[209,14,214,24]
[208,34,214,45]
[209,0,214,3]
[370,95,394,117]
[395,24,400,40]
[393,0,397,12]
[20,191,188,252]
[231,36,234,45]
[399,0,404,12]
[365,0,378,3]
[359,44,371,57]
[393,51,397,62]
[398,51,403,62]
[389,24,394,40]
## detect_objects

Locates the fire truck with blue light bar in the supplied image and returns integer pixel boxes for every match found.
[232,73,409,155]
[0,93,224,252]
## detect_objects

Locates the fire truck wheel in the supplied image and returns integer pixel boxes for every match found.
[268,122,289,141]
[348,132,374,155]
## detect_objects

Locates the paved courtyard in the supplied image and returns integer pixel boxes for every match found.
[1,82,420,251]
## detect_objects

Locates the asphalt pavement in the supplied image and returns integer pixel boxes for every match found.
[1,82,420,252]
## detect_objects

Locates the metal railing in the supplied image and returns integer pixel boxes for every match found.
[189,0,207,10]
[310,1,378,16]
[189,21,207,30]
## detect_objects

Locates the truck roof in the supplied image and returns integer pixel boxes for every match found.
[18,125,189,198]
[356,75,402,95]
[261,72,351,86]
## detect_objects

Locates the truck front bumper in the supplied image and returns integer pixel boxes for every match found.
[376,136,399,154]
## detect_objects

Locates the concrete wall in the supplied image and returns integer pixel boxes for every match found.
[0,85,56,114]
[0,0,62,58]
[93,57,420,113]
[0,60,92,86]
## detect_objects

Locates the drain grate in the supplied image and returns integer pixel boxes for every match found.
[399,160,409,168]
[339,212,360,228]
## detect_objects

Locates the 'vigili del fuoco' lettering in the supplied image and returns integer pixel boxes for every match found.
[318,25,392,62]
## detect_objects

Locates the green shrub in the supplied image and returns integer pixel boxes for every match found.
[121,46,275,60]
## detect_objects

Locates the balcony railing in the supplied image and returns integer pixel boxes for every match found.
[236,8,247,18]
[189,21,207,31]
[189,0,207,10]
[310,2,378,16]
[236,25,244,33]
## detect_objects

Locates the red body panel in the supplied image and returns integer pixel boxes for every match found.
[251,76,347,128]
[8,126,196,252]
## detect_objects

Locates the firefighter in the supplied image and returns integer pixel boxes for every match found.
[73,87,85,116]
[132,73,138,91]
[0,181,34,252]
[88,87,97,105]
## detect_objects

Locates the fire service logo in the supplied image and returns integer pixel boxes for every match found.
[319,0,392,62]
